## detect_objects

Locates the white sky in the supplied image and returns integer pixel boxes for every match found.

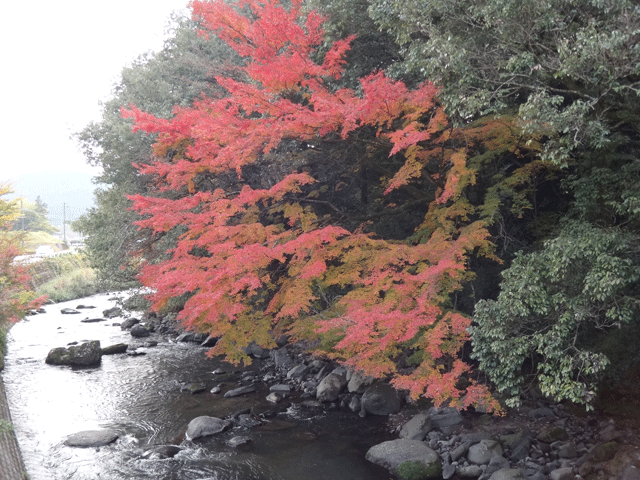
[1,0,190,182]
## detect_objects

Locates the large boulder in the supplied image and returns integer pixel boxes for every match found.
[64,429,118,447]
[46,340,102,367]
[366,439,442,479]
[316,372,347,402]
[361,383,402,415]
[185,416,231,440]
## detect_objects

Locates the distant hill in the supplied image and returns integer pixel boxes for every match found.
[8,170,97,227]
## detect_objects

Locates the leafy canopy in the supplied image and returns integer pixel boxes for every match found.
[124,0,501,409]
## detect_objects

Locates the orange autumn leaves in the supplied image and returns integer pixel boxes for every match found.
[124,0,498,410]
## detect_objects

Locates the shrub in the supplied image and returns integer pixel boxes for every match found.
[470,221,640,408]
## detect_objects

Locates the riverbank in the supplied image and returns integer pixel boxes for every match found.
[0,374,27,480]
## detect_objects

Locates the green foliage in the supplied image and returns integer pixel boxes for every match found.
[471,221,640,407]
[35,268,98,303]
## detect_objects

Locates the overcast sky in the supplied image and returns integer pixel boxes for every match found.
[2,0,190,182]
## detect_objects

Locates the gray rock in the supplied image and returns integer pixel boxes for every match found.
[509,437,531,462]
[348,395,361,412]
[142,445,182,459]
[428,407,464,430]
[185,416,231,440]
[451,442,470,462]
[621,466,640,480]
[210,385,222,394]
[46,340,102,367]
[227,436,251,447]
[102,307,122,318]
[120,318,140,330]
[399,413,432,441]
[527,473,548,480]
[270,384,291,392]
[443,462,457,480]
[287,364,309,379]
[558,442,577,458]
[61,308,81,314]
[457,465,483,478]
[361,383,402,415]
[130,324,150,338]
[244,341,270,359]
[549,467,574,480]
[487,468,526,480]
[266,392,283,403]
[468,440,504,465]
[101,343,128,355]
[224,385,256,398]
[80,317,106,323]
[537,425,568,443]
[176,332,196,342]
[316,372,347,402]
[271,348,294,369]
[366,439,442,479]
[64,429,118,447]
[347,371,375,393]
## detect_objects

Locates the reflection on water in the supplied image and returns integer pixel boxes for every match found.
[3,293,390,480]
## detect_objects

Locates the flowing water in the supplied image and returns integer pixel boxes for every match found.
[3,293,391,480]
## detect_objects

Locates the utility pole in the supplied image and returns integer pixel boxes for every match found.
[63,202,66,244]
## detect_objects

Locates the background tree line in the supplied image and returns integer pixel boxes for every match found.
[74,0,640,409]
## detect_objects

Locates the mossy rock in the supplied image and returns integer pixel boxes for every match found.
[590,442,619,463]
[397,460,442,480]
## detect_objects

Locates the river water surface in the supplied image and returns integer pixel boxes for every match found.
[3,293,391,480]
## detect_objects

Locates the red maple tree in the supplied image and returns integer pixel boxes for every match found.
[124,0,500,409]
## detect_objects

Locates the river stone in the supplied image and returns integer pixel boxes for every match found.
[270,384,291,392]
[102,307,122,318]
[443,462,457,480]
[266,392,283,403]
[120,318,140,330]
[64,429,118,447]
[366,439,441,479]
[316,372,347,402]
[347,371,375,393]
[467,439,503,465]
[244,341,270,359]
[76,304,95,309]
[227,436,251,447]
[101,343,128,355]
[399,413,432,440]
[61,308,81,314]
[549,467,574,480]
[185,416,231,440]
[81,317,106,323]
[142,445,182,459]
[361,383,402,415]
[271,348,294,368]
[536,425,568,443]
[487,468,527,480]
[46,340,102,366]
[130,324,150,338]
[457,465,483,478]
[224,385,256,398]
[287,364,309,379]
[428,406,463,430]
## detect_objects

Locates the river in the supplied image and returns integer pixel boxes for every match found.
[3,292,391,480]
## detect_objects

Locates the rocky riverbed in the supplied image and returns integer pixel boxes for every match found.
[9,293,640,480]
